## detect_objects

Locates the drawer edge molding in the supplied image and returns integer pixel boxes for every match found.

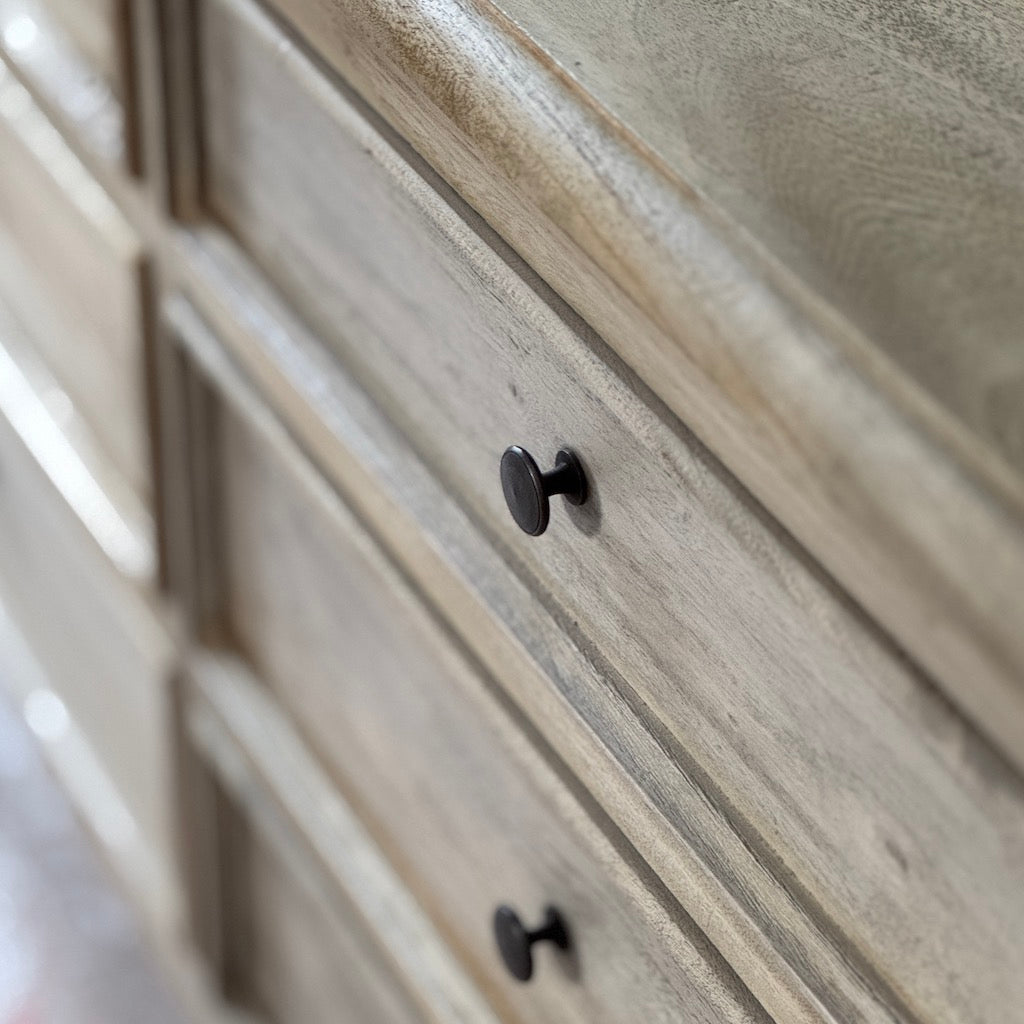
[184,649,502,1024]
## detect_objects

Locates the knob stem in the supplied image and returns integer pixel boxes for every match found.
[528,908,570,950]
[542,454,587,504]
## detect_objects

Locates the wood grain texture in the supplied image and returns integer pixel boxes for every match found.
[0,59,149,498]
[185,344,770,1024]
[168,252,858,1024]
[239,0,1024,773]
[166,220,1024,1024]
[192,9,1024,1024]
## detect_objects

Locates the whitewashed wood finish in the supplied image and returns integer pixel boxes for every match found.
[0,0,131,166]
[187,340,770,1024]
[192,9,1024,1024]
[0,326,175,925]
[168,216,1024,1024]
[0,60,149,498]
[245,0,1024,773]
[0,0,1009,1019]
[186,653,495,1024]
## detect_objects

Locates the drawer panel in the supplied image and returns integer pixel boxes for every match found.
[197,3,1024,1023]
[0,61,149,500]
[0,334,173,910]
[181,336,767,1024]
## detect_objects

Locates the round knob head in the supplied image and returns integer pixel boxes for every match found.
[493,905,534,981]
[500,446,549,536]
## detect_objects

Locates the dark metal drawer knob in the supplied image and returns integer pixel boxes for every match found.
[493,904,570,982]
[500,446,587,536]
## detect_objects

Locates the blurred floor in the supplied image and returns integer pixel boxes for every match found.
[0,689,186,1024]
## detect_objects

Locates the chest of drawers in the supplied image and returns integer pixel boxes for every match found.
[0,2,1022,1023]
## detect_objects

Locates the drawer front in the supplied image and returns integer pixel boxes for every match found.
[0,61,149,499]
[180,336,766,1024]
[197,4,1024,1023]
[0,351,172,894]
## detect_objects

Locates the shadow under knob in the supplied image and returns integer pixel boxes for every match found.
[500,446,587,536]
[493,904,570,982]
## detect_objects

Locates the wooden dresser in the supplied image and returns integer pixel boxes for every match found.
[0,2,1022,1022]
